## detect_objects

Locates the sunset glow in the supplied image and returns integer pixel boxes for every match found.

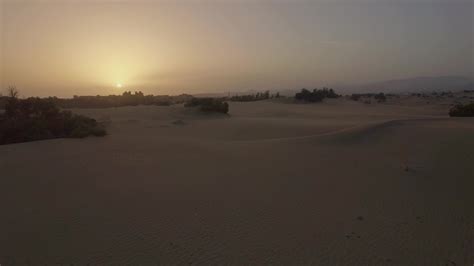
[1,0,472,97]
[1,0,473,263]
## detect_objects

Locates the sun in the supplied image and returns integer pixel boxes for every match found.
[116,83,123,88]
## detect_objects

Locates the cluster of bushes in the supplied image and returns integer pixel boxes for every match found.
[51,91,193,108]
[434,91,454,98]
[227,91,280,102]
[430,91,449,98]
[0,92,106,145]
[184,98,229,114]
[449,103,474,117]
[0,96,8,109]
[350,92,386,102]
[411,92,467,99]
[350,94,361,101]
[295,88,339,102]
[374,93,387,102]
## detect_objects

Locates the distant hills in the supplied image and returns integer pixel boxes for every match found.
[341,76,474,94]
[191,76,474,97]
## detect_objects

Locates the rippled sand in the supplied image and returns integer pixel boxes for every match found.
[1,98,473,265]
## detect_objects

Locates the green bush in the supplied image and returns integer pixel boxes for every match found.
[184,98,229,114]
[0,97,107,145]
[449,103,474,117]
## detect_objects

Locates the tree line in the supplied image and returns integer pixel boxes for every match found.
[227,91,281,102]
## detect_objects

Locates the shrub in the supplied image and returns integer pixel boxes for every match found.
[374,93,386,102]
[228,91,271,102]
[0,96,107,145]
[295,89,316,102]
[0,96,8,109]
[295,88,339,102]
[350,94,361,101]
[449,103,474,117]
[184,98,229,114]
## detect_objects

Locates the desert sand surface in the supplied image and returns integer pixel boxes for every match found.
[1,98,473,265]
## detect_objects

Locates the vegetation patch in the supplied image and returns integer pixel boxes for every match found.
[350,92,387,102]
[227,91,281,102]
[184,98,229,114]
[295,88,339,102]
[350,94,361,101]
[374,93,387,102]
[47,91,193,108]
[449,103,474,117]
[0,89,106,145]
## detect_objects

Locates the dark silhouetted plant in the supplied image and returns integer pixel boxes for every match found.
[350,94,361,101]
[0,92,107,145]
[228,91,271,102]
[449,103,474,117]
[185,98,229,114]
[374,93,386,102]
[295,88,339,102]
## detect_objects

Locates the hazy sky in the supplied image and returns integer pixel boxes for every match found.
[0,0,472,97]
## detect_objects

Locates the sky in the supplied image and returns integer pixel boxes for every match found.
[0,0,472,97]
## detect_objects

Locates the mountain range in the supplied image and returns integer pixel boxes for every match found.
[339,76,474,94]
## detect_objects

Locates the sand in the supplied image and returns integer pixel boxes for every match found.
[1,98,473,265]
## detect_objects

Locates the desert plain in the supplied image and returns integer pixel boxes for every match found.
[1,95,473,265]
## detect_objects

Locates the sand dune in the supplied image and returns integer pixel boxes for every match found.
[1,99,473,265]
